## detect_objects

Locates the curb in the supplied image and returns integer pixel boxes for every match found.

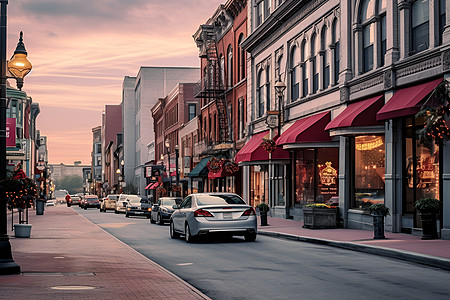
[258,230,450,271]
[75,209,211,300]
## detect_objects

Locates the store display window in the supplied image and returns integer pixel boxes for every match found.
[404,117,440,216]
[250,165,268,207]
[352,135,385,210]
[295,148,339,206]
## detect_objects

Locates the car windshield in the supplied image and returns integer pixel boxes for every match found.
[87,197,98,201]
[140,199,149,204]
[161,199,182,206]
[196,194,245,206]
[127,196,141,203]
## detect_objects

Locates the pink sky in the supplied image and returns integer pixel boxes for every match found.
[6,0,222,164]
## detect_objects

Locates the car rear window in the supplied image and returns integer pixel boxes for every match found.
[196,194,246,206]
[161,198,182,206]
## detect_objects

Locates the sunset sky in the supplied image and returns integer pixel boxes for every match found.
[6,0,223,164]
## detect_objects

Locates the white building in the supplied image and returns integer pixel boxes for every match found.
[121,67,199,196]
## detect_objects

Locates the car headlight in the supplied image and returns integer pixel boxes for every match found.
[161,207,169,213]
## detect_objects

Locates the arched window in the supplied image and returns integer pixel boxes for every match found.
[220,54,225,88]
[332,19,340,85]
[311,33,319,94]
[238,34,245,81]
[257,69,265,118]
[301,40,309,97]
[290,46,299,102]
[359,0,386,73]
[411,0,429,53]
[227,45,233,88]
[321,26,330,89]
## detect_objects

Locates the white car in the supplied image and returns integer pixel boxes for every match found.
[46,200,55,206]
[115,194,131,214]
[170,193,257,242]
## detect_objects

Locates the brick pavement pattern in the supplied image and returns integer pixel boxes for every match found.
[1,206,209,300]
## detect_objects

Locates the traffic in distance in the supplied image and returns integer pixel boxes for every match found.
[62,192,258,243]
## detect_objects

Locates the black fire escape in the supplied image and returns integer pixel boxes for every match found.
[194,24,229,144]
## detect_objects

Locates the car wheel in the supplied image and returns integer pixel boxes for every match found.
[84,207,87,210]
[125,213,129,218]
[156,213,162,225]
[185,224,195,243]
[170,222,179,239]
[67,204,71,207]
[245,233,257,242]
[114,210,119,214]
[150,214,156,224]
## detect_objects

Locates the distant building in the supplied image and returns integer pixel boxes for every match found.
[91,126,102,196]
[122,67,199,196]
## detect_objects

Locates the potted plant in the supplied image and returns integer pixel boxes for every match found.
[414,198,440,240]
[256,202,269,226]
[302,203,337,229]
[368,203,390,239]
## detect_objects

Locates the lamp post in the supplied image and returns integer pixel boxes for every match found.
[165,139,172,193]
[175,145,179,196]
[1,1,32,275]
[274,77,286,135]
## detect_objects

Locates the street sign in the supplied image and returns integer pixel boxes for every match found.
[266,111,279,129]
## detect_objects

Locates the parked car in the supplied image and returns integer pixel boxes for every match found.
[54,189,69,204]
[115,194,131,214]
[100,194,119,212]
[125,196,152,218]
[67,194,81,207]
[150,197,182,225]
[46,200,55,206]
[82,195,100,210]
[170,193,257,242]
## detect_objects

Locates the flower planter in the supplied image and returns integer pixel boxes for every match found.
[303,207,337,229]
[260,211,268,226]
[14,224,32,238]
[419,212,438,240]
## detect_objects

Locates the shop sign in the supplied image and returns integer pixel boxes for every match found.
[319,162,338,195]
[6,118,16,147]
[184,156,191,175]
[265,111,279,129]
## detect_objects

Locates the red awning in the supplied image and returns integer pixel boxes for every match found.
[376,78,443,121]
[149,182,160,190]
[325,95,384,130]
[277,111,331,146]
[144,182,154,190]
[208,171,220,179]
[235,130,289,163]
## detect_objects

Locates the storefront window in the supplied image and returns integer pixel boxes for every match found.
[295,148,339,206]
[353,135,385,210]
[274,164,285,206]
[250,165,268,207]
[404,117,440,215]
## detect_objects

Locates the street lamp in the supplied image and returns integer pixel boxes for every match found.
[274,77,286,135]
[165,138,172,192]
[7,32,32,91]
[1,2,33,275]
[175,145,179,195]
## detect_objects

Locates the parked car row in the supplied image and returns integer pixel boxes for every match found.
[71,192,258,243]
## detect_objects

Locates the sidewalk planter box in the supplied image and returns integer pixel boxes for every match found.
[303,207,337,229]
[14,224,32,238]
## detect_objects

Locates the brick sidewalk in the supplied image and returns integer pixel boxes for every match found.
[1,205,210,300]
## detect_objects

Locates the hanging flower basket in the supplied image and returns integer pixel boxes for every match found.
[224,161,239,174]
[261,138,277,153]
[1,163,37,210]
[156,186,167,197]
[416,81,450,150]
[208,157,225,173]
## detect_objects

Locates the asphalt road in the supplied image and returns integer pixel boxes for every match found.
[79,207,450,300]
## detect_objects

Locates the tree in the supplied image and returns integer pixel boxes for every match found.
[54,175,83,194]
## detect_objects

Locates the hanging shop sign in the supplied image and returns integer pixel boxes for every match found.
[319,162,338,195]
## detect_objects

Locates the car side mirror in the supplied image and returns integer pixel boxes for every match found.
[173,205,179,209]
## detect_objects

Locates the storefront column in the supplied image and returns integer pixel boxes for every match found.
[384,117,403,233]
[441,139,450,240]
[339,136,351,227]
[242,165,250,205]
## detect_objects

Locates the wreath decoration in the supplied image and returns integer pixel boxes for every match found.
[207,157,225,173]
[261,138,277,153]
[156,186,167,197]
[0,163,37,209]
[416,81,450,150]
[171,185,181,192]
[223,161,239,174]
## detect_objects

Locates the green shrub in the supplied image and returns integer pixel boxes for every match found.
[414,198,440,213]
[368,203,390,216]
